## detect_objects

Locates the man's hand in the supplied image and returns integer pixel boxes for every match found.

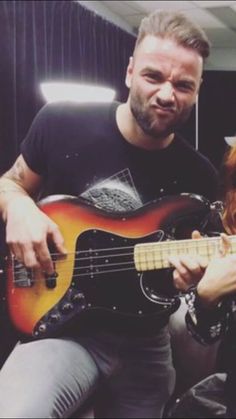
[168,230,207,291]
[196,233,235,307]
[168,230,231,292]
[5,195,67,274]
[196,254,236,307]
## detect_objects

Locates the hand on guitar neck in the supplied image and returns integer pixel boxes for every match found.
[170,231,236,307]
[197,252,236,307]
[168,230,207,291]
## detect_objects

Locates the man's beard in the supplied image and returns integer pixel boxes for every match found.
[130,92,193,139]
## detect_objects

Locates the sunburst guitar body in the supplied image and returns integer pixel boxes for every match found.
[4,193,215,339]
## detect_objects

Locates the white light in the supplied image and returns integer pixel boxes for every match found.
[224,136,236,147]
[40,82,116,103]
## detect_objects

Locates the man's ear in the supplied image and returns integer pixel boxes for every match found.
[125,56,134,88]
[193,78,202,105]
[197,77,203,95]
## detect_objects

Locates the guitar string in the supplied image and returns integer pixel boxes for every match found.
[10,250,235,284]
[10,237,235,276]
[14,260,136,274]
[11,244,221,276]
[9,236,236,284]
[11,247,233,285]
[11,246,233,286]
[10,246,227,280]
[12,266,138,285]
[9,234,236,264]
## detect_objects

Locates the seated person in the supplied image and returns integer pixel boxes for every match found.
[0,10,217,419]
[170,144,236,418]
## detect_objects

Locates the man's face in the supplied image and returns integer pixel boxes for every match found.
[126,35,203,139]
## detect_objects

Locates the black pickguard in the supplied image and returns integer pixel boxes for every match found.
[74,229,177,317]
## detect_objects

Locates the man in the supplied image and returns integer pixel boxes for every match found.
[0,10,218,418]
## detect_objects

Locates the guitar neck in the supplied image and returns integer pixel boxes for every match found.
[134,235,236,271]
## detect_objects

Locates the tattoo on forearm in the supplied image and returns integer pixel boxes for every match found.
[5,158,25,184]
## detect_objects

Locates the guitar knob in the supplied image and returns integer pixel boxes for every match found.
[60,302,74,314]
[38,323,47,333]
[49,313,61,323]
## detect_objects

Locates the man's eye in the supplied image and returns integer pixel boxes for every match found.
[145,74,161,82]
[176,83,194,92]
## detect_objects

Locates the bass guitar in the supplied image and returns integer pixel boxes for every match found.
[3,193,225,338]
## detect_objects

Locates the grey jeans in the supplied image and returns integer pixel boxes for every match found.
[0,326,175,418]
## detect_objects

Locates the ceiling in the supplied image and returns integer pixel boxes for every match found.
[100,1,236,70]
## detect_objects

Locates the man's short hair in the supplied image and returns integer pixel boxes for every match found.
[135,10,210,60]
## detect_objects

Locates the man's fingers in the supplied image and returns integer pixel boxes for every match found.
[219,233,231,256]
[195,255,208,270]
[9,244,23,264]
[168,255,202,275]
[168,256,189,276]
[10,233,60,275]
[49,223,67,255]
[191,230,202,240]
[33,241,55,274]
[179,255,203,274]
[173,270,189,291]
[23,247,41,270]
[11,242,40,270]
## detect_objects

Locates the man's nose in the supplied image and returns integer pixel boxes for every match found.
[156,82,174,104]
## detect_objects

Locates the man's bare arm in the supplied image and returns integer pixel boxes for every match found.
[0,155,66,273]
[0,154,42,221]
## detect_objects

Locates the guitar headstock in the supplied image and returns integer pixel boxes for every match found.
[210,200,224,215]
[205,200,225,236]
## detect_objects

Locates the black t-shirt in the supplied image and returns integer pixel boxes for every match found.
[22,101,218,204]
[21,101,218,336]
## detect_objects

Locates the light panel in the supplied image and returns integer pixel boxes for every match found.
[40,82,116,103]
[224,136,236,147]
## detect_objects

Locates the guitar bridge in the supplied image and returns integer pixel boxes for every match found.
[13,260,33,288]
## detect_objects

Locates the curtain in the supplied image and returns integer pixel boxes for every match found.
[0,0,136,173]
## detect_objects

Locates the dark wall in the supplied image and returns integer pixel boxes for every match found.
[0,0,135,174]
[1,2,235,175]
[177,105,196,149]
[178,71,236,172]
[0,0,136,363]
[198,71,236,170]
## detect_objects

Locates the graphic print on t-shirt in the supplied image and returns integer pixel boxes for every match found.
[80,168,143,212]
